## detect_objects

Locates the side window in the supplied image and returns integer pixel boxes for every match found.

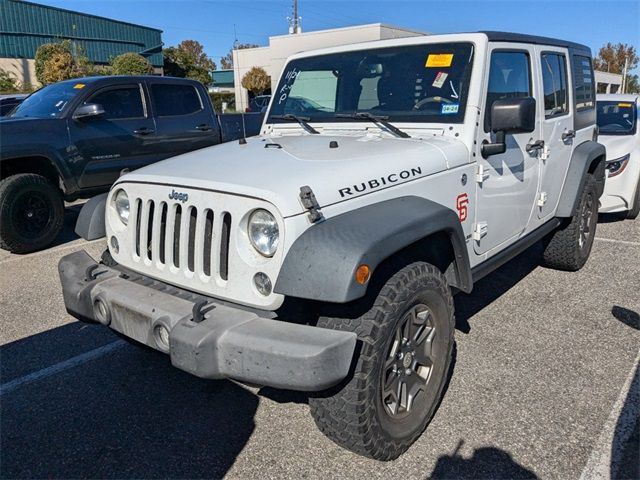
[541,53,569,118]
[485,51,531,131]
[151,84,203,117]
[87,86,144,119]
[572,55,594,111]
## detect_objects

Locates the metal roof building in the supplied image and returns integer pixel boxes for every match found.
[0,0,163,86]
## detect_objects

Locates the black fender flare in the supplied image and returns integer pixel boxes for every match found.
[556,140,606,217]
[274,196,472,303]
[75,193,108,240]
[0,149,78,194]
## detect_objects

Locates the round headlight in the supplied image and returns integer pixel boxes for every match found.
[248,209,279,257]
[113,189,130,225]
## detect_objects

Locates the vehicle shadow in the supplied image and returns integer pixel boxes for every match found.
[454,244,542,333]
[611,306,640,330]
[48,201,84,248]
[428,440,538,479]
[611,361,640,480]
[0,323,258,479]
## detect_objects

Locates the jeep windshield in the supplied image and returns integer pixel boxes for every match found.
[268,42,474,125]
[10,81,81,118]
[596,100,637,135]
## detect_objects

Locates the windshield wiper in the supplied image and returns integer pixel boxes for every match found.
[270,114,319,134]
[336,112,410,138]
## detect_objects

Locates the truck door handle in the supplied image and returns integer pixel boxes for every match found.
[195,124,212,131]
[561,129,576,141]
[525,140,545,153]
[133,127,155,135]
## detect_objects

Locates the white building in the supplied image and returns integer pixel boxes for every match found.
[594,70,624,94]
[232,23,426,111]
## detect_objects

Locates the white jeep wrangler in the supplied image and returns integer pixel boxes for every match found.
[60,32,606,460]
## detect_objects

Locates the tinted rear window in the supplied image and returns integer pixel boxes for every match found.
[573,55,595,111]
[151,84,203,116]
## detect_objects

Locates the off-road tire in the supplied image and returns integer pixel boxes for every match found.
[309,262,455,461]
[0,174,64,254]
[542,174,598,271]
[626,177,640,220]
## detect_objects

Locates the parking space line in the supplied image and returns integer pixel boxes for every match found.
[0,340,126,396]
[579,350,640,480]
[594,237,640,247]
[0,238,105,265]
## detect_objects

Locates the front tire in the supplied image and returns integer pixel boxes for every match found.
[309,262,455,460]
[626,177,640,220]
[542,174,598,271]
[0,174,64,253]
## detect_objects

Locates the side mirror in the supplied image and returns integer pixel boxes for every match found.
[73,103,105,120]
[481,97,536,158]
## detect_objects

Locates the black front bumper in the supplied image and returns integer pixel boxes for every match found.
[58,250,356,391]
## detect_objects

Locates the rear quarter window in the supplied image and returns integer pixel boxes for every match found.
[572,55,595,111]
[151,84,203,117]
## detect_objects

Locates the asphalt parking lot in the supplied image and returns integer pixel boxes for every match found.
[1,209,638,479]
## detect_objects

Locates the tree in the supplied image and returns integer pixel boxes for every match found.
[0,69,19,93]
[111,53,153,75]
[163,40,215,86]
[34,40,94,85]
[220,43,259,69]
[594,43,639,93]
[241,66,270,95]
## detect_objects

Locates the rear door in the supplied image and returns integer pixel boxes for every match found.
[147,81,221,157]
[70,83,157,189]
[474,45,543,255]
[535,47,574,220]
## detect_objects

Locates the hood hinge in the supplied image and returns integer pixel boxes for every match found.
[299,186,324,223]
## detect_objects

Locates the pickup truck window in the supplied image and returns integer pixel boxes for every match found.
[151,84,203,116]
[484,51,531,131]
[269,42,474,124]
[86,86,145,119]
[541,53,569,118]
[9,82,79,118]
[596,100,637,135]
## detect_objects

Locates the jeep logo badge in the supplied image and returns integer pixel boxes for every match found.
[169,189,189,203]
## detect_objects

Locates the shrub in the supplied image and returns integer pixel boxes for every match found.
[111,53,153,75]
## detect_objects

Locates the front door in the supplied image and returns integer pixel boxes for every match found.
[474,46,542,255]
[535,47,575,220]
[70,83,157,189]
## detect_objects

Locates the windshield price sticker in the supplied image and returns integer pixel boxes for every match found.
[426,54,454,68]
[441,103,459,115]
[618,102,633,107]
[73,83,86,89]
[432,71,448,88]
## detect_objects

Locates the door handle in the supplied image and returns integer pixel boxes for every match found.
[134,127,155,135]
[526,140,545,153]
[561,129,576,141]
[195,124,212,131]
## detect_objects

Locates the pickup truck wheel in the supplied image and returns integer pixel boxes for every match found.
[309,262,454,460]
[0,174,64,253]
[626,177,640,220]
[542,174,598,271]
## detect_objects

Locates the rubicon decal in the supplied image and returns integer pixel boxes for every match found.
[338,167,423,198]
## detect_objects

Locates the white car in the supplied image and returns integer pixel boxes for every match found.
[60,32,606,460]
[597,94,640,218]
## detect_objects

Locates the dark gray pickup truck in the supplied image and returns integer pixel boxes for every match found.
[0,75,261,253]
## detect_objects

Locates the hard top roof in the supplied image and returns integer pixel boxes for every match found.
[482,31,591,53]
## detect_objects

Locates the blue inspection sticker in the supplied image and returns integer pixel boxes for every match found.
[441,103,459,115]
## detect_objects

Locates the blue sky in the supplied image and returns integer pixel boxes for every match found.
[36,0,640,73]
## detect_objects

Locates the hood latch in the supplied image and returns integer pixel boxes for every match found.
[299,186,324,223]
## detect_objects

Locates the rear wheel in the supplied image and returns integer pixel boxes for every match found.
[0,174,64,253]
[309,262,455,460]
[542,174,598,271]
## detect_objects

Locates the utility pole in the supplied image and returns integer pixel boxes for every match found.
[288,0,301,34]
[621,54,629,94]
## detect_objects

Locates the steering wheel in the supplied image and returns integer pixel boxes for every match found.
[412,96,454,111]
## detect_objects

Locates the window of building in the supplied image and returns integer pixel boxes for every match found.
[87,86,145,119]
[151,84,203,116]
[485,51,532,131]
[541,53,569,118]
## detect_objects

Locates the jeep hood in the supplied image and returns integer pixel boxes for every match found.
[120,134,469,217]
